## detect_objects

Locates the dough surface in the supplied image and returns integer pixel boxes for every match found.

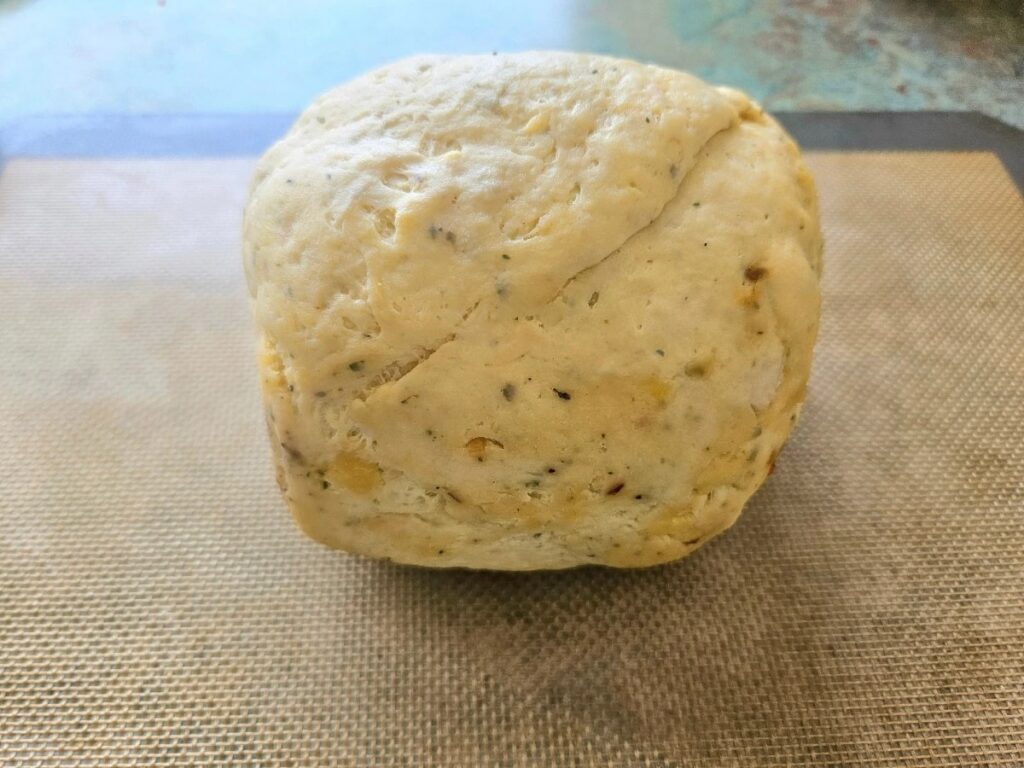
[243,52,823,570]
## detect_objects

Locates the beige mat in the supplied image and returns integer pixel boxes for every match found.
[1,151,1022,766]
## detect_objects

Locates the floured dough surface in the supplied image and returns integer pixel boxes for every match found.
[243,52,823,570]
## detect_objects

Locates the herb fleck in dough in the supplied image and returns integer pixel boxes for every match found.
[244,52,823,570]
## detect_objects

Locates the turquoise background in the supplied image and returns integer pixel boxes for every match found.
[1,0,1022,127]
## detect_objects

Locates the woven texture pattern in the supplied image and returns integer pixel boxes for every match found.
[1,151,1022,766]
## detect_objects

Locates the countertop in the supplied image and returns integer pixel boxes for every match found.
[2,0,1022,128]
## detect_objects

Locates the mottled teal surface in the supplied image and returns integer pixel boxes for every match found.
[2,0,1022,127]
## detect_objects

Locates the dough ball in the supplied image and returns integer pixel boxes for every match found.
[243,52,822,570]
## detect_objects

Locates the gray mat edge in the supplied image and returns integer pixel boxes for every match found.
[0,111,1021,191]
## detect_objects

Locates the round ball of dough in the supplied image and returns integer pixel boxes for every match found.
[243,52,822,570]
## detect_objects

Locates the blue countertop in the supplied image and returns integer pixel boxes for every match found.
[2,0,1022,128]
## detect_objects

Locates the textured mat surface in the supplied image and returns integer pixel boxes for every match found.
[1,150,1022,766]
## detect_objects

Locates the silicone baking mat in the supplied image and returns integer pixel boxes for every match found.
[1,114,1022,766]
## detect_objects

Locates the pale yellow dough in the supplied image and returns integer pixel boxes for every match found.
[243,52,822,570]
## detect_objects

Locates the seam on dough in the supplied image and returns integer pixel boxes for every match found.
[547,96,782,309]
[355,112,743,407]
[539,118,740,311]
[351,299,483,406]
